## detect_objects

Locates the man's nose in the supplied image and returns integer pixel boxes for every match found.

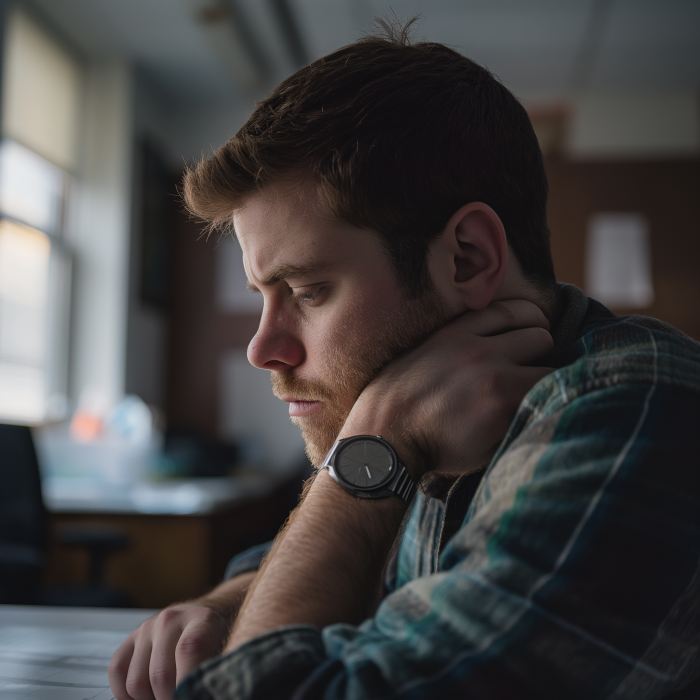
[247,309,304,371]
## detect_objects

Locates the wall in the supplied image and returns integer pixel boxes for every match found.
[123,72,174,409]
[66,60,133,408]
[568,90,700,159]
[547,157,700,341]
[543,89,700,340]
[125,79,251,413]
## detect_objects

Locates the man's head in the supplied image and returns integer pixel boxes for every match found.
[183,20,555,298]
[183,21,556,465]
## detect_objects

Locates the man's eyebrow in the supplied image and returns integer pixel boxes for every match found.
[246,262,331,293]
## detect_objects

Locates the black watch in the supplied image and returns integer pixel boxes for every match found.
[322,435,417,504]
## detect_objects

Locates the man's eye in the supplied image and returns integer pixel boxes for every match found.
[290,285,326,304]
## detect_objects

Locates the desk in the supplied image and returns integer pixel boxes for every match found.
[44,475,299,608]
[0,604,156,699]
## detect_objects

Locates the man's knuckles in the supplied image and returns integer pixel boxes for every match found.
[175,628,217,664]
[493,299,549,330]
[153,607,182,629]
[522,327,554,362]
[523,325,554,349]
[489,300,521,329]
[461,339,494,366]
[475,368,512,404]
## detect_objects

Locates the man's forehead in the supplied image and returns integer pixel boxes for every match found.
[234,179,331,229]
[234,178,365,276]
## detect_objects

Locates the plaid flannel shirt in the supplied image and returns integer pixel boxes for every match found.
[177,284,700,700]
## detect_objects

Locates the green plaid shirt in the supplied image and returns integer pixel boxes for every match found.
[178,284,700,700]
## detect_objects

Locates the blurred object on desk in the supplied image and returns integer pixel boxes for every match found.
[31,390,313,607]
[36,393,163,486]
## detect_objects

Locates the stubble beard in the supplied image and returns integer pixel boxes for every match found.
[271,285,452,468]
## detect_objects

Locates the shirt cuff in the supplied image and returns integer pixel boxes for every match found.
[175,626,325,700]
[223,541,272,580]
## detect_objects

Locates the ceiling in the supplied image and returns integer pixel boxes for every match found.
[27,0,700,109]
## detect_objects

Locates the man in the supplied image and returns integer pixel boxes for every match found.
[110,21,700,700]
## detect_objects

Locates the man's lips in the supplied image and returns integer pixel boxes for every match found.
[279,397,323,417]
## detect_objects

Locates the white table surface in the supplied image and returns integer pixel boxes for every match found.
[0,605,157,699]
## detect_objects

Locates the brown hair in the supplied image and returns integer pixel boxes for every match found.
[183,19,555,297]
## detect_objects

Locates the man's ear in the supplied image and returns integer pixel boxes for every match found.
[429,202,508,311]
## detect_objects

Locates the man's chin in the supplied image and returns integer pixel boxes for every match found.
[291,415,342,467]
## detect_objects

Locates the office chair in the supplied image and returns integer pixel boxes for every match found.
[0,423,47,603]
[0,423,130,606]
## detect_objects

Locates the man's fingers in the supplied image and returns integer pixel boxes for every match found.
[123,636,156,700]
[144,612,186,700]
[173,608,228,686]
[108,637,136,700]
[494,326,554,365]
[455,299,550,338]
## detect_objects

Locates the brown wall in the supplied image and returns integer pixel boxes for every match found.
[166,209,260,436]
[546,157,700,341]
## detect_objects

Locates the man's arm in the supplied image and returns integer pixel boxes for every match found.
[175,326,700,699]
[229,471,405,649]
[178,377,700,700]
[109,571,256,700]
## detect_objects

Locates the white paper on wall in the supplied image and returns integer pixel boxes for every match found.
[585,213,654,309]
[215,235,263,314]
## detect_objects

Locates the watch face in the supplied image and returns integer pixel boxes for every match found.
[335,437,395,490]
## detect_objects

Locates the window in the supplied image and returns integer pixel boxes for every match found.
[0,8,80,424]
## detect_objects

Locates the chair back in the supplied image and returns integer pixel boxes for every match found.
[0,423,47,601]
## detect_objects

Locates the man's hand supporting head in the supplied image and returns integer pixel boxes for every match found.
[340,299,554,485]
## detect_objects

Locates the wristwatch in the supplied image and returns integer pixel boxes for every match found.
[322,435,417,504]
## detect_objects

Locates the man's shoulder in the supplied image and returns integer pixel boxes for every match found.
[520,312,700,428]
[568,313,700,391]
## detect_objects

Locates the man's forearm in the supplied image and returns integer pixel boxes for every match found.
[226,469,407,651]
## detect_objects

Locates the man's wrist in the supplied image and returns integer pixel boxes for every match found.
[337,419,427,483]
[313,468,407,527]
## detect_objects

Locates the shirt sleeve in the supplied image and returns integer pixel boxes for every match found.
[223,541,272,580]
[176,376,700,700]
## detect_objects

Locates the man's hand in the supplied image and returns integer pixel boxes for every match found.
[108,571,256,700]
[339,299,554,481]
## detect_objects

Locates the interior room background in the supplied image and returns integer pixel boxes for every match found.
[0,0,698,607]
